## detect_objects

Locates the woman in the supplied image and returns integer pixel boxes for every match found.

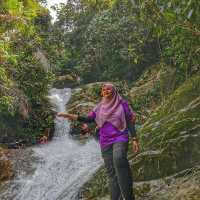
[57,83,139,200]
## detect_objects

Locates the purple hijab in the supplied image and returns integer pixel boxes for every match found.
[93,83,127,131]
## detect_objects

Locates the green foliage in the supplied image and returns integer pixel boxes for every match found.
[139,72,200,150]
[16,57,55,103]
[52,0,199,84]
[0,96,14,114]
[137,0,200,79]
[0,67,9,84]
[1,0,22,15]
[0,0,55,143]
[53,0,159,83]
[149,71,200,123]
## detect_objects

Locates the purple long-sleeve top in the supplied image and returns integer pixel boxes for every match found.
[78,100,136,149]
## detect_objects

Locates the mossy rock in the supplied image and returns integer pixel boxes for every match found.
[133,166,200,200]
[131,131,200,181]
[147,72,200,124]
[129,63,176,124]
[133,73,200,180]
[53,74,78,88]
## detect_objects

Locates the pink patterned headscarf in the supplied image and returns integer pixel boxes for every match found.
[93,83,126,131]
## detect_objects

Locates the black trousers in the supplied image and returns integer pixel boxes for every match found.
[101,142,135,200]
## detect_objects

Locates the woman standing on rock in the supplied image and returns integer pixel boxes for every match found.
[57,83,139,200]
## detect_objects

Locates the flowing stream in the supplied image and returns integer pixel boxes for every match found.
[0,88,103,200]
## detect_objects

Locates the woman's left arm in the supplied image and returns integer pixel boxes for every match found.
[127,120,139,155]
[122,101,139,154]
[126,119,137,139]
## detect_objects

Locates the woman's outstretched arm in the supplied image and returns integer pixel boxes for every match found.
[122,100,139,154]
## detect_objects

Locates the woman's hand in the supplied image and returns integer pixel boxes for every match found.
[57,112,78,120]
[132,140,139,155]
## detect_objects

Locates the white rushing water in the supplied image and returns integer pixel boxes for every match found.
[1,88,103,200]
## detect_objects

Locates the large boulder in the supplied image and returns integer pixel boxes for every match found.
[53,74,79,88]
[131,72,200,181]
[132,166,200,200]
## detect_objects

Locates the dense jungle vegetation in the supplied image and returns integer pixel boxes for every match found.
[0,0,55,144]
[0,0,199,146]
[0,0,200,198]
[53,0,200,83]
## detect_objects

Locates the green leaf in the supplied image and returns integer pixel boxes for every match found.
[164,11,176,21]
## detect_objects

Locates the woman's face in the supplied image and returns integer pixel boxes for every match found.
[101,85,114,99]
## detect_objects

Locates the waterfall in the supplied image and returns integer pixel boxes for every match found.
[0,88,103,200]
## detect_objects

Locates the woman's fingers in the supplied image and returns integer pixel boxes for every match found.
[56,112,62,117]
[56,113,78,120]
[57,112,68,118]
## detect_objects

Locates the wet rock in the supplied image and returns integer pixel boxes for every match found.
[133,166,200,200]
[53,74,79,88]
[0,147,13,182]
